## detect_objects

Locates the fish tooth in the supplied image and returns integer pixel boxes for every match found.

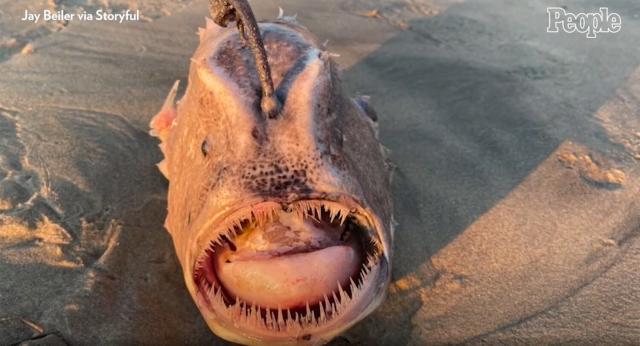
[265,308,272,328]
[311,308,317,327]
[277,307,285,329]
[338,211,346,226]
[251,304,258,327]
[286,309,294,330]
[319,301,326,323]
[332,290,340,307]
[324,294,331,312]
[305,301,312,322]
[241,301,247,322]
[334,298,342,315]
[206,284,214,299]
[350,278,358,298]
[338,281,349,304]
[273,311,280,330]
[233,300,242,318]
[257,306,266,329]
[210,285,219,302]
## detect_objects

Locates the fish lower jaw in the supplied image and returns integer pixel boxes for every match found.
[194,258,385,345]
[190,198,388,344]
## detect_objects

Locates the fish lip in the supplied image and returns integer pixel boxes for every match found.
[188,193,384,274]
[194,259,389,345]
[186,193,391,344]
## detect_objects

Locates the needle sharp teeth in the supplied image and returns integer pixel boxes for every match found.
[305,301,312,323]
[350,278,359,299]
[210,284,222,304]
[265,307,272,328]
[271,310,279,331]
[311,308,317,327]
[338,281,350,305]
[332,291,340,310]
[313,204,320,219]
[284,309,292,331]
[339,212,347,226]
[233,299,242,318]
[241,302,248,322]
[251,304,258,327]
[323,294,331,314]
[277,306,285,330]
[258,306,266,329]
[197,200,384,332]
[319,301,326,323]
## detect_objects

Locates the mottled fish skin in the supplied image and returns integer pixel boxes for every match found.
[149,15,393,345]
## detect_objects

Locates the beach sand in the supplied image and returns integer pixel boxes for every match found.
[1,0,639,344]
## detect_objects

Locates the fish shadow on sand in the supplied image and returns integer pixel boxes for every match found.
[336,1,640,343]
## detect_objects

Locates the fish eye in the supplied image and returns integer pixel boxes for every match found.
[201,138,210,157]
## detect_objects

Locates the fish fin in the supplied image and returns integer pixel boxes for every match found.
[149,80,180,142]
[276,7,298,24]
[157,160,169,178]
[353,95,378,122]
[353,95,381,140]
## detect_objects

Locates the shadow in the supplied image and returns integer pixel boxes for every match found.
[341,0,640,279]
[334,1,640,343]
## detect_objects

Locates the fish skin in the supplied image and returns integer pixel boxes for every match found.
[150,16,393,345]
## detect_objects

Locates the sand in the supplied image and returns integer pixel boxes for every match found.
[0,0,639,344]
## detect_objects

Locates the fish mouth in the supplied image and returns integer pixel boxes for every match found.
[191,198,388,344]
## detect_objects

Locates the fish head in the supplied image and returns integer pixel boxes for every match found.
[150,18,393,345]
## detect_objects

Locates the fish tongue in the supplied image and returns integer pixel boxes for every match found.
[215,245,361,309]
[212,209,363,309]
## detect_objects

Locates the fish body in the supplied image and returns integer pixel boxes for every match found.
[150,12,393,345]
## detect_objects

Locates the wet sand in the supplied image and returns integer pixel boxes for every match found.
[1,0,639,344]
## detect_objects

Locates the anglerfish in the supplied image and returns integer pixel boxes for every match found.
[149,1,393,344]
